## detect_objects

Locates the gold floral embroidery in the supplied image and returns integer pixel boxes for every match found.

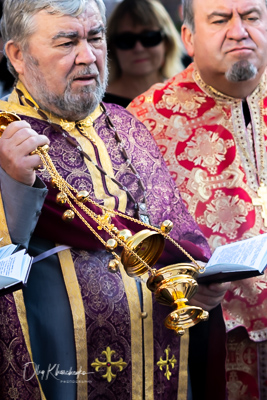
[177,127,230,173]
[156,86,206,118]
[7,384,19,400]
[230,279,267,305]
[197,191,253,239]
[227,371,250,399]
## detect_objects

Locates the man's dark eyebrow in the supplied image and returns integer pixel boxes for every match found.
[207,7,261,20]
[207,11,232,21]
[88,25,105,36]
[240,7,261,16]
[52,31,79,41]
[52,25,105,41]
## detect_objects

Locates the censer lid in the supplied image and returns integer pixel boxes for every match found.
[121,229,165,277]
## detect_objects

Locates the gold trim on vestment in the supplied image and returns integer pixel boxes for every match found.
[3,81,128,213]
[177,330,189,400]
[142,277,154,400]
[0,195,11,246]
[0,87,40,120]
[67,121,128,212]
[0,82,188,398]
[119,264,143,400]
[0,194,47,399]
[57,248,88,399]
[13,291,47,400]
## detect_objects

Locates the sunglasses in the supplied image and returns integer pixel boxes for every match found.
[114,30,165,50]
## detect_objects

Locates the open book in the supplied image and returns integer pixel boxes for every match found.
[197,233,267,284]
[0,243,32,295]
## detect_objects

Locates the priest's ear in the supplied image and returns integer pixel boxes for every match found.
[5,40,25,76]
[181,24,195,58]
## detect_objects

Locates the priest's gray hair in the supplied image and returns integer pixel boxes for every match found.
[182,0,267,32]
[182,0,195,31]
[1,0,106,78]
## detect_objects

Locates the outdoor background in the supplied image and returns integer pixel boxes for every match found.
[104,0,182,28]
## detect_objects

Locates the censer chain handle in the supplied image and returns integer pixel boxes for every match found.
[36,144,204,273]
[36,146,156,275]
[0,101,203,277]
[0,111,209,336]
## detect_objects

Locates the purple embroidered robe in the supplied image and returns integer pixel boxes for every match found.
[0,102,224,400]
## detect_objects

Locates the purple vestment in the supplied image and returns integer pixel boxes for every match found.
[0,103,226,399]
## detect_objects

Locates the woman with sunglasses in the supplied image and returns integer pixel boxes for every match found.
[104,0,185,107]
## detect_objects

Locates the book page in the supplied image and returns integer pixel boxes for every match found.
[21,254,32,283]
[206,233,267,272]
[0,244,17,260]
[0,250,25,280]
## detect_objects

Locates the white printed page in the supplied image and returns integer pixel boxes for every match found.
[0,250,25,280]
[206,233,267,273]
[0,244,17,260]
[21,254,32,283]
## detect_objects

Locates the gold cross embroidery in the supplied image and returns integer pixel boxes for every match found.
[252,183,267,227]
[157,346,177,381]
[97,212,115,231]
[91,347,127,382]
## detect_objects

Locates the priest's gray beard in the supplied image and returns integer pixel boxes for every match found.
[24,54,108,121]
[225,60,257,82]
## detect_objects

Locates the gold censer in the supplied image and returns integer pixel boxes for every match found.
[0,111,208,335]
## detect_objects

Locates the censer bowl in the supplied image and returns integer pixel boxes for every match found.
[147,263,199,292]
[148,276,198,306]
[147,263,209,336]
[121,230,165,277]
[164,306,209,336]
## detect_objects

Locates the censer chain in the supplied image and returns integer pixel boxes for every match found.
[36,147,155,274]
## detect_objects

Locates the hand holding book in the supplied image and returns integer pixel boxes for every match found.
[0,243,32,295]
[198,233,267,284]
[1,232,267,293]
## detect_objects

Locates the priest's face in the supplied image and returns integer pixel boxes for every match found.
[182,0,267,96]
[14,1,108,121]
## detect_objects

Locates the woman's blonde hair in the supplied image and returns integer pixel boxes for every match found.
[107,0,184,82]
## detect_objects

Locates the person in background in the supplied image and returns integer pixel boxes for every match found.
[127,0,267,398]
[0,1,15,97]
[103,0,185,107]
[0,0,229,398]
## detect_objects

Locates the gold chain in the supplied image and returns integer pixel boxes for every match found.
[36,146,155,273]
[15,87,150,222]
[15,85,204,272]
[35,146,204,272]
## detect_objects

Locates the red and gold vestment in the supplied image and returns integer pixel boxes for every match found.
[128,63,267,399]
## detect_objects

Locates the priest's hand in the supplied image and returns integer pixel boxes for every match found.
[0,120,49,186]
[189,281,231,311]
